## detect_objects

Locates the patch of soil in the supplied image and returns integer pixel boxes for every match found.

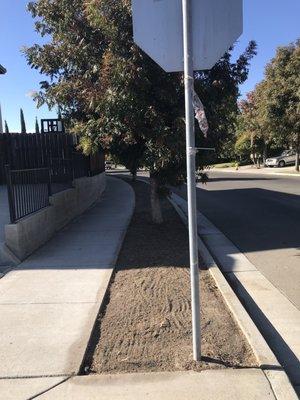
[86,179,257,374]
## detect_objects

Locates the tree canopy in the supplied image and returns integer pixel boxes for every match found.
[4,120,9,134]
[20,108,26,133]
[35,117,40,133]
[236,40,300,170]
[24,0,257,220]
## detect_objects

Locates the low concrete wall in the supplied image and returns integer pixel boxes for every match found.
[5,173,106,261]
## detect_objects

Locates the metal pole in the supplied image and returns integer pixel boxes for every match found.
[182,0,201,360]
[5,164,16,223]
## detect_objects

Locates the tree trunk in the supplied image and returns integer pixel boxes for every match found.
[150,176,163,224]
[250,133,255,166]
[131,171,137,181]
[257,158,261,169]
[295,132,299,172]
[263,142,268,166]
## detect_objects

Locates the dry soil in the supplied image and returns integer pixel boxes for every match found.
[86,179,256,374]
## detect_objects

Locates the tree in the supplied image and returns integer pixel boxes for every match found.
[4,120,9,133]
[236,40,300,171]
[194,41,257,161]
[263,41,300,171]
[236,89,270,166]
[20,108,26,133]
[109,137,145,181]
[24,0,256,222]
[234,133,250,158]
[35,117,40,133]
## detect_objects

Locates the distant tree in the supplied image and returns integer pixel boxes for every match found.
[236,89,270,166]
[4,120,9,133]
[20,108,26,133]
[236,40,300,170]
[109,137,145,181]
[35,117,40,133]
[263,41,300,171]
[234,132,251,160]
[194,41,257,161]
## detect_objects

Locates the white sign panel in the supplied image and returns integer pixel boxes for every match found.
[132,0,243,72]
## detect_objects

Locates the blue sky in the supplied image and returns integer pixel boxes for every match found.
[0,0,299,132]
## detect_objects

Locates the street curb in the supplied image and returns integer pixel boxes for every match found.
[211,168,300,178]
[78,177,136,375]
[168,193,298,400]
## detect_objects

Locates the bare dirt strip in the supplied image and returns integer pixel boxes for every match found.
[84,179,256,374]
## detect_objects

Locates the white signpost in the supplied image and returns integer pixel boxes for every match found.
[132,0,243,361]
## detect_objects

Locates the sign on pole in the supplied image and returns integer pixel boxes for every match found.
[132,0,243,361]
[132,0,243,73]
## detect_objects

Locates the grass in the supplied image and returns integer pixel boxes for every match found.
[212,162,236,169]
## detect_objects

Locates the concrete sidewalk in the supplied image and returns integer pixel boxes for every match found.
[30,370,279,400]
[1,370,295,400]
[0,177,135,396]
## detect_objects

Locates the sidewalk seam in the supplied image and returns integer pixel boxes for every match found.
[28,376,72,400]
[263,371,279,400]
[0,374,71,380]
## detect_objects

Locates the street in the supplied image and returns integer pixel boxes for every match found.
[174,170,300,310]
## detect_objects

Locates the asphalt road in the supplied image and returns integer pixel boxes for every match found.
[173,171,300,310]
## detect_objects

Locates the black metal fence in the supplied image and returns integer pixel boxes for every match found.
[0,132,105,184]
[5,151,103,223]
[6,166,51,223]
[0,132,75,182]
[2,132,105,223]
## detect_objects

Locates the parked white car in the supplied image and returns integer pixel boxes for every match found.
[105,160,114,170]
[265,150,296,168]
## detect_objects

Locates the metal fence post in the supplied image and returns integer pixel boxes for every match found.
[47,168,52,199]
[5,164,16,223]
[71,153,75,181]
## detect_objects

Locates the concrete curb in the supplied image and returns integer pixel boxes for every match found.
[30,369,282,399]
[211,168,300,178]
[168,193,298,400]
[78,177,136,374]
